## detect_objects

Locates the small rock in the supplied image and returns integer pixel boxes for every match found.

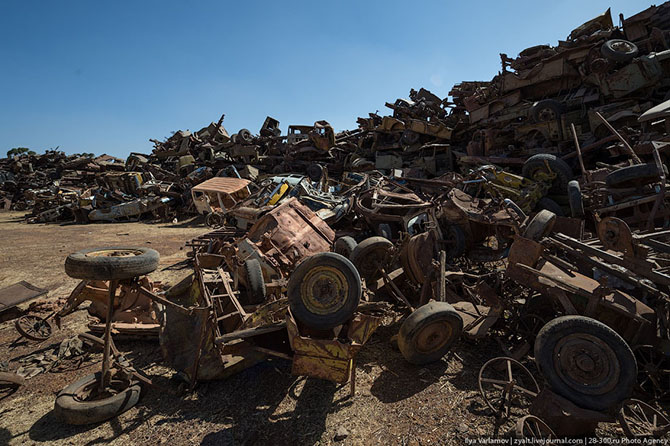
[334,426,349,441]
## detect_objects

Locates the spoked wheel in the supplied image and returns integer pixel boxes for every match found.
[517,314,546,348]
[617,398,670,438]
[478,357,539,418]
[633,345,670,401]
[15,315,53,341]
[54,372,143,425]
[514,415,556,440]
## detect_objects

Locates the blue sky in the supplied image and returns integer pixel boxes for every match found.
[0,0,653,158]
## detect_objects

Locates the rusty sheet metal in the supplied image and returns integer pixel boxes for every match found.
[0,281,47,313]
[246,197,335,268]
[192,177,251,194]
[286,310,381,384]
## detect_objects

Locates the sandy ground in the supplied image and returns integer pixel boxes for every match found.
[0,211,625,446]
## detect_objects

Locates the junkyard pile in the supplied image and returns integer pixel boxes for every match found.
[4,3,670,441]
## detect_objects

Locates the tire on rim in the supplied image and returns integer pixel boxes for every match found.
[530,99,565,123]
[205,212,225,228]
[534,316,636,411]
[243,258,266,305]
[605,163,667,189]
[288,252,361,330]
[54,372,143,425]
[522,154,573,194]
[398,301,463,365]
[334,236,357,258]
[65,247,159,281]
[349,236,394,282]
[524,210,556,241]
[601,39,639,63]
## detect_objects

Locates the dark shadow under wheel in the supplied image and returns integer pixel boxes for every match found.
[288,252,361,330]
[65,247,160,281]
[536,197,564,217]
[398,302,463,365]
[243,258,266,305]
[54,372,143,425]
[534,316,636,411]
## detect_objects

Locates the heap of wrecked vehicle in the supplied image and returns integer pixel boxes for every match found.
[5,2,670,441]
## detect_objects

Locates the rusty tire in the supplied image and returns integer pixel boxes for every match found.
[243,258,266,305]
[334,236,357,258]
[349,236,393,282]
[530,99,565,123]
[288,252,361,330]
[54,372,143,425]
[398,302,463,365]
[65,247,159,281]
[523,210,556,241]
[205,212,225,228]
[534,316,636,411]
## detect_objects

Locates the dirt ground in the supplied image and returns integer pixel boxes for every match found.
[0,211,625,446]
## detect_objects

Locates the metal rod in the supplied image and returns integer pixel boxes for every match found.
[100,279,117,392]
[594,112,641,164]
[570,123,588,183]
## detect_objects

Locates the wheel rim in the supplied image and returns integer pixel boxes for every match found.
[518,415,554,439]
[17,315,52,340]
[537,107,558,122]
[357,247,389,278]
[300,265,349,315]
[478,357,539,418]
[414,320,453,354]
[620,399,670,438]
[553,333,620,395]
[85,249,143,258]
[611,41,634,54]
[633,345,670,399]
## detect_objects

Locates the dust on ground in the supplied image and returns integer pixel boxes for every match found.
[0,211,622,445]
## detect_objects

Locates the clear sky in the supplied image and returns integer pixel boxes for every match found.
[0,0,654,158]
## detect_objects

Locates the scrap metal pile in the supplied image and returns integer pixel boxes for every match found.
[6,2,670,440]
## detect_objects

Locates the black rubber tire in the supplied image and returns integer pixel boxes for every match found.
[534,316,636,411]
[531,99,565,123]
[601,39,639,63]
[237,128,253,144]
[54,372,143,425]
[567,180,584,217]
[536,197,564,217]
[522,154,573,195]
[65,247,160,281]
[0,372,25,388]
[398,302,463,365]
[444,225,466,259]
[349,236,394,282]
[306,163,325,182]
[288,252,362,330]
[244,259,266,305]
[524,210,556,241]
[605,163,667,189]
[334,236,357,258]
